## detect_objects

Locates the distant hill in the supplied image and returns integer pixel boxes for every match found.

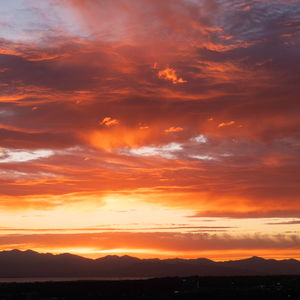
[0,250,299,278]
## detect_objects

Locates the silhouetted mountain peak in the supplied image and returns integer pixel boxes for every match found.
[248,256,265,261]
[24,249,37,253]
[24,249,40,255]
[2,249,37,257]
[97,255,140,262]
[194,258,214,263]
[120,255,141,261]
[6,249,22,254]
[96,255,121,262]
[238,256,266,263]
[286,258,298,263]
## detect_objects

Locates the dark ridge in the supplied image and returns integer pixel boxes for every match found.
[0,250,299,278]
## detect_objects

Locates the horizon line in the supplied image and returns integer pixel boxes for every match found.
[1,249,299,263]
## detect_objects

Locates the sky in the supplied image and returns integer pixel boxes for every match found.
[0,0,299,260]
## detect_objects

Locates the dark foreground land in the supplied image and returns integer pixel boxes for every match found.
[0,276,300,300]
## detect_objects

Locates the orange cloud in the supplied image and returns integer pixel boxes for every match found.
[218,121,236,128]
[139,125,150,130]
[164,126,184,133]
[99,117,120,127]
[86,127,153,151]
[158,68,187,84]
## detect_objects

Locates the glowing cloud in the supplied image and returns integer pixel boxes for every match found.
[192,135,208,143]
[164,126,184,133]
[218,121,236,128]
[99,117,120,127]
[0,149,53,163]
[125,142,183,159]
[158,68,187,84]
[190,155,214,161]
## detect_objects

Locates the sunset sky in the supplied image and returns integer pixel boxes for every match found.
[0,0,300,260]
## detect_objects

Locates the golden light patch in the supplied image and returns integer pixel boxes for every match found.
[218,121,236,128]
[99,117,120,127]
[86,127,151,151]
[164,126,184,133]
[158,67,187,84]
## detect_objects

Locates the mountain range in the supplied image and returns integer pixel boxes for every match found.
[0,250,299,278]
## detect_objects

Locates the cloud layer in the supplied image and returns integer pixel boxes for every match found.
[0,0,299,258]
